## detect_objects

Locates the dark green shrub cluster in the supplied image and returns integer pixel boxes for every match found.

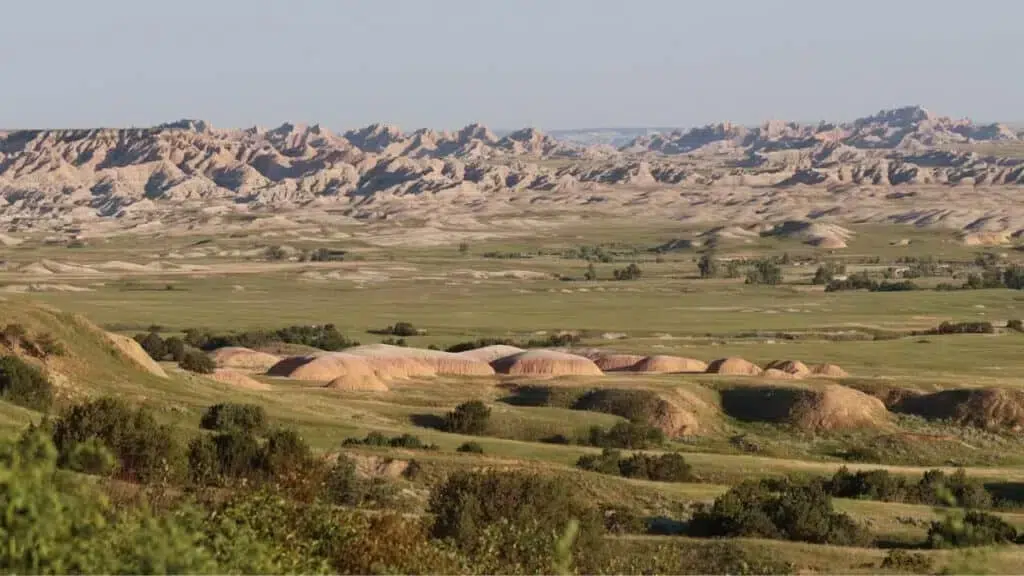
[428,470,606,574]
[925,321,996,335]
[612,263,642,281]
[572,388,665,424]
[577,448,693,482]
[1008,319,1024,332]
[587,422,665,449]
[342,431,439,451]
[132,331,188,362]
[825,271,919,292]
[443,401,491,435]
[188,426,316,486]
[369,322,421,336]
[927,510,1018,548]
[562,244,615,262]
[200,403,267,434]
[745,259,783,285]
[457,441,484,454]
[502,385,588,409]
[183,324,358,352]
[811,262,846,285]
[689,479,871,546]
[825,467,993,509]
[445,332,581,352]
[179,349,216,374]
[880,549,934,573]
[0,355,54,411]
[52,397,184,483]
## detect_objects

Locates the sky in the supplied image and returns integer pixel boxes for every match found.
[3,0,1022,131]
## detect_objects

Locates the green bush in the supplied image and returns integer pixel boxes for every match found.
[745,259,783,285]
[612,263,642,281]
[428,470,605,573]
[689,479,871,546]
[880,549,934,573]
[180,349,216,374]
[184,324,358,353]
[323,454,364,506]
[51,398,184,483]
[1009,319,1024,332]
[572,388,665,424]
[698,253,720,279]
[63,437,120,476]
[164,336,187,362]
[262,428,314,478]
[444,401,491,435]
[587,422,664,449]
[0,355,54,411]
[927,510,1018,548]
[200,403,268,434]
[578,448,693,483]
[824,467,994,510]
[457,441,484,454]
[342,432,439,450]
[576,448,623,476]
[134,331,167,361]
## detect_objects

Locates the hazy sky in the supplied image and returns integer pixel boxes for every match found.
[3,0,1022,130]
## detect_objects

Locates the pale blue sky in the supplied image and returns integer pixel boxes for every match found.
[3,0,1021,130]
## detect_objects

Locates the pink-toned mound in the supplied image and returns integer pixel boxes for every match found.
[210,346,281,372]
[104,332,167,378]
[209,369,272,391]
[592,354,646,372]
[326,372,389,392]
[345,344,494,377]
[491,350,603,377]
[456,344,524,364]
[764,359,811,377]
[268,353,382,382]
[631,355,708,374]
[763,368,799,380]
[811,363,849,378]
[706,357,763,376]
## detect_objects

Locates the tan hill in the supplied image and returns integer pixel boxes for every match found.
[4,106,1024,238]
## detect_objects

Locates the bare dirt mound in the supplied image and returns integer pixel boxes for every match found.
[721,384,890,431]
[326,372,389,392]
[456,344,524,363]
[592,353,646,372]
[789,384,890,431]
[765,359,811,377]
[764,368,799,380]
[210,347,281,372]
[573,388,700,436]
[810,363,850,378]
[337,345,437,379]
[209,369,271,391]
[630,355,708,374]
[268,353,382,382]
[103,332,167,378]
[491,350,603,377]
[895,388,1024,431]
[346,344,494,377]
[707,357,763,376]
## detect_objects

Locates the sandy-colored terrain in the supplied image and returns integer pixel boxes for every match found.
[2,105,1023,246]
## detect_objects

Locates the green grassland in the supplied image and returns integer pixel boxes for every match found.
[3,218,1024,572]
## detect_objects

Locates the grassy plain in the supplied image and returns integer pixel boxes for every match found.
[3,216,1024,572]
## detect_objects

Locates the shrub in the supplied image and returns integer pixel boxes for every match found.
[342,432,439,451]
[63,437,120,476]
[1008,319,1024,332]
[457,441,484,454]
[689,479,871,546]
[428,470,605,573]
[880,549,934,573]
[443,401,491,436]
[576,448,623,476]
[745,259,783,285]
[164,336,187,362]
[180,349,216,374]
[52,398,184,483]
[612,263,642,281]
[262,428,314,478]
[371,322,420,337]
[698,253,720,279]
[587,422,664,449]
[927,510,1018,548]
[619,452,693,482]
[134,331,167,361]
[812,262,846,285]
[200,403,268,434]
[323,454,363,506]
[0,355,54,411]
[184,324,358,352]
[572,388,664,424]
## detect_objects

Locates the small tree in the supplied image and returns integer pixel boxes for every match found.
[444,401,491,435]
[0,356,54,411]
[134,332,167,361]
[583,262,598,281]
[613,263,642,281]
[698,253,720,279]
[180,350,216,374]
[745,259,783,285]
[458,242,470,256]
[164,337,187,362]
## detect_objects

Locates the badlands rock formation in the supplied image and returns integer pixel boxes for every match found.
[3,105,1024,238]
